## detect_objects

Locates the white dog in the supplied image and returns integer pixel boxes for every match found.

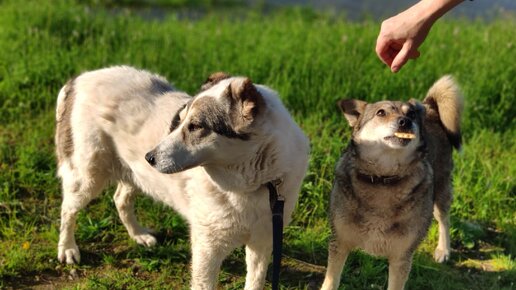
[55,66,310,289]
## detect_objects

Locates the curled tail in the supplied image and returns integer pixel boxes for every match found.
[423,75,464,150]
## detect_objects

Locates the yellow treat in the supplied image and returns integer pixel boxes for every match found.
[394,132,416,139]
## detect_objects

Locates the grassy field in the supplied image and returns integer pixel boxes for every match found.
[0,0,515,289]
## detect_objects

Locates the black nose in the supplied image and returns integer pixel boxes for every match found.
[145,151,156,166]
[398,117,412,129]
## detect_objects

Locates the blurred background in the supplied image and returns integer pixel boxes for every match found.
[0,0,514,289]
[85,0,516,20]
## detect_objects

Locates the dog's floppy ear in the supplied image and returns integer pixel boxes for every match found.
[337,99,368,127]
[224,78,264,132]
[201,72,231,90]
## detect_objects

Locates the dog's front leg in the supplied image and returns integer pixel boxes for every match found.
[321,239,350,290]
[244,239,272,290]
[190,227,233,290]
[387,256,412,290]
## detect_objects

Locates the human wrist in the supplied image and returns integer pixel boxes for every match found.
[412,0,442,25]
[416,0,464,22]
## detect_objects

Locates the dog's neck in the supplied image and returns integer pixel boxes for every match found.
[203,101,305,193]
[355,171,404,185]
[203,138,286,193]
[204,91,308,194]
[351,141,423,177]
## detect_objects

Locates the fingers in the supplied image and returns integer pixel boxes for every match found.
[390,41,415,73]
[376,37,421,73]
[376,38,404,68]
[375,37,392,66]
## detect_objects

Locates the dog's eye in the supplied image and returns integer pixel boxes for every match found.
[407,110,416,119]
[188,123,203,132]
[376,109,386,117]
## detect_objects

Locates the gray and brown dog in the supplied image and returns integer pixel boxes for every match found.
[322,76,464,290]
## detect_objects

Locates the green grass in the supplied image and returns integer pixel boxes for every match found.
[0,0,515,289]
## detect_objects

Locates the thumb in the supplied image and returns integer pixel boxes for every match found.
[391,41,414,73]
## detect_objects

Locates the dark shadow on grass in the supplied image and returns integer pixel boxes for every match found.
[1,269,77,289]
[410,252,516,290]
[276,255,326,289]
[64,224,192,275]
[451,219,516,259]
[219,250,326,289]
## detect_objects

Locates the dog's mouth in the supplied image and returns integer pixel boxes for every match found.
[384,131,416,146]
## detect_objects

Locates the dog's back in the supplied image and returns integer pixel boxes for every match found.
[55,66,189,178]
[55,66,192,264]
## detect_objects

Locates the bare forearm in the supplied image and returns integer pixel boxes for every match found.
[416,0,465,23]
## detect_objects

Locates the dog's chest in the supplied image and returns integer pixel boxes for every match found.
[187,179,271,228]
[337,178,433,256]
[352,211,415,256]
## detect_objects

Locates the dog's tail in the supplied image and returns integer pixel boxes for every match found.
[423,75,464,150]
[55,78,76,168]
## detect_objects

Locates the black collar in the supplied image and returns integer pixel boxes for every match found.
[356,171,404,185]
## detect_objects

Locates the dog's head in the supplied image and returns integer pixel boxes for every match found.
[145,72,265,174]
[338,98,426,156]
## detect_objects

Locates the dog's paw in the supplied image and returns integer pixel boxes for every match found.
[58,244,81,264]
[133,233,157,247]
[434,248,450,263]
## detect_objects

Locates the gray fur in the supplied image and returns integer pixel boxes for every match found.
[187,96,250,141]
[322,76,463,290]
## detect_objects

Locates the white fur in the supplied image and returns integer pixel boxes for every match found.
[56,66,310,289]
[355,117,421,175]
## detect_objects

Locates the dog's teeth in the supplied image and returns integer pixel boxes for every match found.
[394,132,416,139]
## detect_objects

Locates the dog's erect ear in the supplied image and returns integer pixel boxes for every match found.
[409,98,428,154]
[224,78,264,132]
[201,72,231,91]
[337,99,368,127]
[408,98,426,114]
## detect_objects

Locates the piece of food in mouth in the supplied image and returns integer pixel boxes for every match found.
[394,132,416,139]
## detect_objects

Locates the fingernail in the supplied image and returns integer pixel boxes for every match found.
[391,66,399,72]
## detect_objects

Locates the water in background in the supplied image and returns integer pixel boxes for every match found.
[113,0,516,21]
[249,0,516,20]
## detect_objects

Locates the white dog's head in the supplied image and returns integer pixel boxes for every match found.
[338,98,426,166]
[145,73,265,174]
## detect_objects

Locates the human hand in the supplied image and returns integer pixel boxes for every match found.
[375,0,464,73]
[375,3,435,73]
